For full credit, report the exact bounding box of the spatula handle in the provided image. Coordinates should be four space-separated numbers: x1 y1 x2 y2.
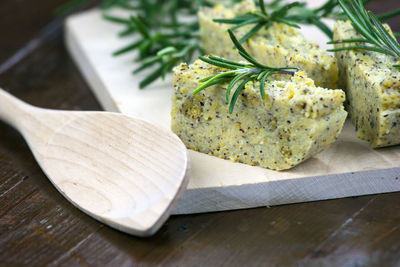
0 88 33 129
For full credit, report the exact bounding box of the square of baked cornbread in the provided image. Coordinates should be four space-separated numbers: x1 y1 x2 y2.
171 60 347 170
199 0 339 89
333 20 400 148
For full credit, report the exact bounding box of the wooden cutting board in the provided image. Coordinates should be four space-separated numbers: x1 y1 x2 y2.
64 6 400 215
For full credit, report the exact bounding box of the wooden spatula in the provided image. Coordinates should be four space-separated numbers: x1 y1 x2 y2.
0 88 189 236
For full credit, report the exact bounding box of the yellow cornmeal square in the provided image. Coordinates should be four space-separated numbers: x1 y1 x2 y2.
171 60 347 170
199 0 339 89
334 20 400 148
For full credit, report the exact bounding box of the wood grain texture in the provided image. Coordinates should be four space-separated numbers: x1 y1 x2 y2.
65 5 400 215
0 0 399 266
0 89 189 236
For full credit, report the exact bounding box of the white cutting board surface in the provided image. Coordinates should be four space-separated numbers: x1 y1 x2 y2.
65 5 400 214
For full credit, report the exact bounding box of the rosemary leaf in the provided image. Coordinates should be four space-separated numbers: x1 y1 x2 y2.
193 70 237 94
259 70 273 100
113 40 143 56
328 45 396 56
237 22 265 44
194 30 297 113
208 56 248 67
103 14 130 24
327 38 372 44
198 56 240 70
227 72 249 103
139 64 164 89
229 76 252 113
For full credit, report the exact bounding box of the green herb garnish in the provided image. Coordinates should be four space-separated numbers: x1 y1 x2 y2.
110 14 202 88
100 1 208 89
328 0 400 68
193 30 297 113
213 0 340 41
58 0 400 87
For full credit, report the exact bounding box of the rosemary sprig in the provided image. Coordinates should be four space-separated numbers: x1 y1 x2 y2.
213 0 340 42
109 14 202 88
328 0 400 68
213 0 400 43
98 1 208 88
193 30 297 114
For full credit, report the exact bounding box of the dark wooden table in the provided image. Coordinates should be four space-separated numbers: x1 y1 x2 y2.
1 0 399 266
